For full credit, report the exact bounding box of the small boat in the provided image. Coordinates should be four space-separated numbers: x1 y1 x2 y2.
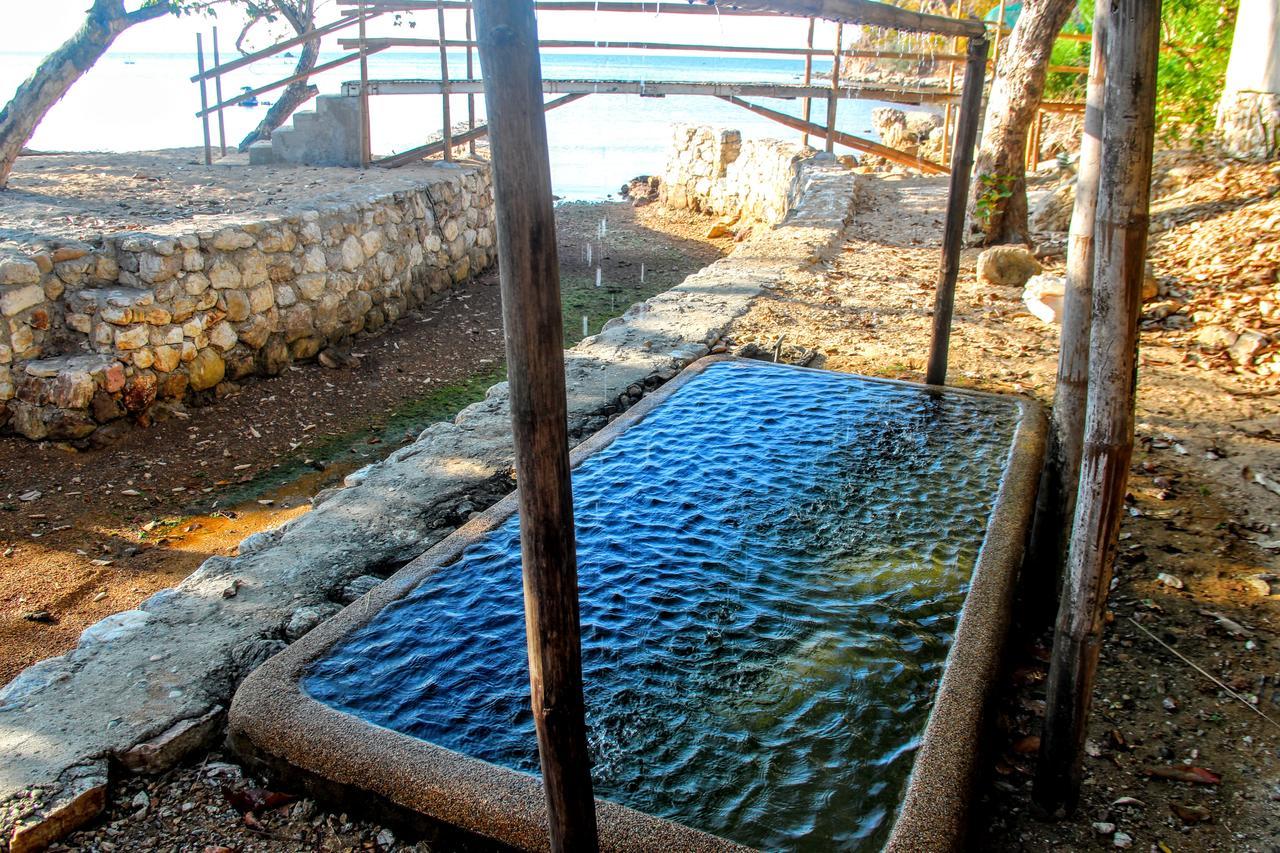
239 86 259 107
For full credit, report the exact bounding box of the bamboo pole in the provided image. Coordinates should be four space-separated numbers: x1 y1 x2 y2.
826 22 843 153
941 34 957 166
1025 4 1108 627
1035 0 1162 816
198 47 386 116
190 12 376 81
196 33 213 166
992 0 1006 69
473 1 599 850
436 0 453 161
802 17 815 147
924 34 988 386
465 0 476 155
358 1 372 167
212 26 227 157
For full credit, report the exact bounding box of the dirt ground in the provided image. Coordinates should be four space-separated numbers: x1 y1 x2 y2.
12 153 1280 853
0 199 728 686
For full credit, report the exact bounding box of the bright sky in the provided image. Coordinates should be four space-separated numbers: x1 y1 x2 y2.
0 1 831 57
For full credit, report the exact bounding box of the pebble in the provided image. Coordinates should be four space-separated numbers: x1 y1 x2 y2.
1093 821 1116 834
1113 831 1133 848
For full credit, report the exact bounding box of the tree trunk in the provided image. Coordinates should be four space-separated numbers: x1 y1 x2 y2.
968 0 1077 245
238 0 320 151
1216 0 1280 159
0 1 170 189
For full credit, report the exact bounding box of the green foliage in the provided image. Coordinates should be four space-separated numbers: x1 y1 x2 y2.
1155 0 1238 146
973 173 1017 231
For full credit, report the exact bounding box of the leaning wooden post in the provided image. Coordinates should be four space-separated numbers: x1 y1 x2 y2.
1025 3 1109 624
357 1 372 168
1035 0 1161 816
212 26 227 157
924 34 989 386
465 0 477 156
196 33 213 166
826 22 843 153
473 2 599 850
436 0 454 162
941 35 957 166
801 17 815 148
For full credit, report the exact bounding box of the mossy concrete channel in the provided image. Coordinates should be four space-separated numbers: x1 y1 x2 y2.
1 134 859 852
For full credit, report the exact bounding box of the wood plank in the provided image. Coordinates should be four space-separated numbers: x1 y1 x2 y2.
1035 0 1162 817
374 93 586 167
346 77 960 106
925 35 989 385
472 1 600 849
435 0 453 161
827 23 843 153
718 95 949 174
197 46 388 116
190 12 376 82
341 0 987 36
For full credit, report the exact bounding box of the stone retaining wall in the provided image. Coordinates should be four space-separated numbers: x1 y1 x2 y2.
0 164 494 442
659 125 812 227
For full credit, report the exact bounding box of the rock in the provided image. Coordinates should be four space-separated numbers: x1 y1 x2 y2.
1228 330 1268 364
284 603 342 641
207 321 238 351
903 110 942 139
1157 572 1184 590
122 373 157 413
257 335 290 376
1142 263 1159 302
1031 182 1075 232
339 575 382 603
224 290 251 322
0 255 41 286
1196 324 1239 349
7 760 108 853
1022 274 1066 325
1113 831 1133 848
1 284 46 317
187 348 225 392
116 706 223 774
977 245 1042 289
340 235 364 272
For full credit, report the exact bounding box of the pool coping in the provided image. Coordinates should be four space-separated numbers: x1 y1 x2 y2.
228 355 1046 853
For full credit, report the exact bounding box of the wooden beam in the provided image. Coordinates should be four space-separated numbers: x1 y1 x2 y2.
802 17 815 148
827 23 843 153
190 12 376 82
348 77 960 107
465 0 476 155
341 0 986 36
925 34 989 385
197 46 388 116
212 26 227 157
1026 0 1109 638
718 95 949 174
358 2 372 168
1035 0 1162 817
374 93 587 168
435 0 453 161
472 2 599 850
196 33 212 166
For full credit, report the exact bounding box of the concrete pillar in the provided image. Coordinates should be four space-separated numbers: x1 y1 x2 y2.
1216 0 1280 159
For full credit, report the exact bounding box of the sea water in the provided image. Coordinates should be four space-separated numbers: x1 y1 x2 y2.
304 360 1020 850
0 49 920 200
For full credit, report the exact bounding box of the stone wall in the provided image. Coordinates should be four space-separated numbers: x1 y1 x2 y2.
659 125 813 227
0 164 494 441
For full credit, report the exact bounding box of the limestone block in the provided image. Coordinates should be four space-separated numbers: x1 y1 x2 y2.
42 277 65 301
360 229 385 257
153 345 181 373
977 246 1042 289
1 284 45 317
249 284 275 313
224 291 251 322
302 247 327 274
295 273 327 301
238 250 269 288
132 348 154 369
187 348 225 391
282 305 315 343
182 272 211 296
171 296 197 324
138 252 181 284
183 250 204 272
208 260 241 290
0 255 41 286
123 372 157 412
340 235 364 271
211 228 255 251
236 315 272 350
208 321 238 351
115 326 149 351
274 284 298 309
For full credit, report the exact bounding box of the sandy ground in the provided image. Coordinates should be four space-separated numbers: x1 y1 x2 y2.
0 198 727 686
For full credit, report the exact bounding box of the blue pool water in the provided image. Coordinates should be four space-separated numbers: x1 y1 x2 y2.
304 360 1021 850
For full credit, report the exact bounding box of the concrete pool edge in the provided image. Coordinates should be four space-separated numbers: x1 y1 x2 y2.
228 356 1047 852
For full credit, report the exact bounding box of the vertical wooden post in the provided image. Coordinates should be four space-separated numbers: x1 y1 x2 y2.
826 22 843 153
473 2 599 850
1035 0 1161 816
196 33 213 167
801 17 815 148
992 0 1007 69
1026 3 1109 625
925 35 989 386
358 0 372 168
436 0 454 162
941 36 957 166
466 0 477 156
212 26 227 157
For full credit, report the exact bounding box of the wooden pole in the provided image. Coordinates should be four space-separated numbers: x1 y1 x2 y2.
1035 0 1161 816
826 22 843 153
992 0 1006 68
212 26 227 157
1025 3 1108 626
358 1 372 167
941 34 957 166
473 2 599 850
924 34 988 386
436 0 454 161
466 0 477 155
802 17 815 148
196 33 213 166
